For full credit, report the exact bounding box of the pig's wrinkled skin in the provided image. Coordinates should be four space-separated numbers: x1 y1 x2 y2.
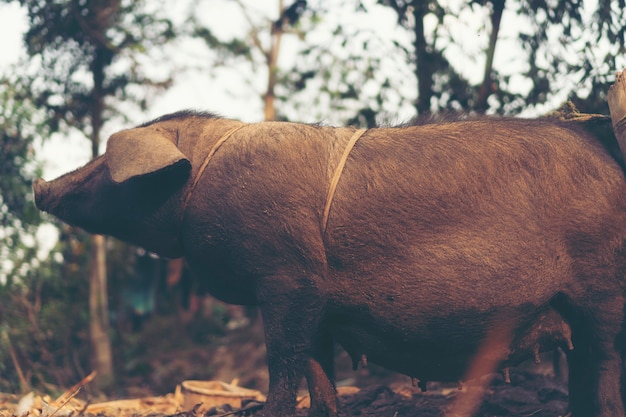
34 102 626 416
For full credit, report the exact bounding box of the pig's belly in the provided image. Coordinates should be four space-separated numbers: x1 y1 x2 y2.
328 316 518 382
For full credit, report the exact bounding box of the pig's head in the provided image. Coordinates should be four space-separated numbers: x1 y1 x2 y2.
33 126 192 258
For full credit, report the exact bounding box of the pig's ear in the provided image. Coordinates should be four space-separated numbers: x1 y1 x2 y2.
105 128 190 183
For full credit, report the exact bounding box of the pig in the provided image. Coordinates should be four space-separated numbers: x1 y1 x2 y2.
34 75 626 417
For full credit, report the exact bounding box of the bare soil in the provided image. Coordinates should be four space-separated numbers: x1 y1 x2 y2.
0 313 570 417
121 315 570 417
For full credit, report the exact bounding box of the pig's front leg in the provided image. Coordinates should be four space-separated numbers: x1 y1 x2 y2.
256 273 334 417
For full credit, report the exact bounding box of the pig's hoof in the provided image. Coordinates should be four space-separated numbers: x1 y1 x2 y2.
608 69 626 126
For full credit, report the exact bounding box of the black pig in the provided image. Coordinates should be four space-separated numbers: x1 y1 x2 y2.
34 78 626 417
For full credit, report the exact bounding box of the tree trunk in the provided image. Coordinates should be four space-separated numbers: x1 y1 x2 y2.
264 0 284 121
88 45 114 389
476 0 505 113
413 1 434 115
89 234 113 386
264 48 279 121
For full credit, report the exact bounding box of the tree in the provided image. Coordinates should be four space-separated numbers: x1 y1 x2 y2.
257 0 307 121
513 0 625 114
6 0 176 389
277 0 416 126
0 74 43 393
0 74 45 281
0 72 93 394
280 0 625 125
190 0 309 121
377 0 626 115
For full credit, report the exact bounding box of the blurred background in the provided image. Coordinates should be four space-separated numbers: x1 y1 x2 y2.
0 0 625 399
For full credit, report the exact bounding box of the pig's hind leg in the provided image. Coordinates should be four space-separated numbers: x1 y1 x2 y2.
305 330 339 417
562 295 626 417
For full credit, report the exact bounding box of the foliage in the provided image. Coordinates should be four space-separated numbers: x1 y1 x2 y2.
0 71 92 389
278 1 416 126
0 0 180 391
512 0 625 114
13 0 176 139
0 77 42 223
0 74 47 287
279 0 626 123
0 225 158 394
0 225 92 394
188 0 312 121
0 76 48 392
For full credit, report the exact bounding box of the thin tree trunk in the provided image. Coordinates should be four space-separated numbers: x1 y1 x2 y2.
264 0 284 121
88 45 114 389
476 0 505 112
5 331 29 393
413 1 433 115
264 45 279 121
89 234 113 385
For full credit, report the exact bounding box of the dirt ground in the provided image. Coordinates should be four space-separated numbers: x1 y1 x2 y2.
191 317 570 417
198 368 569 417
0 315 570 417
325 369 568 417
3 369 565 417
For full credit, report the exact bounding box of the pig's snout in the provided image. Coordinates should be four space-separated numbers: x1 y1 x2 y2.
33 178 51 211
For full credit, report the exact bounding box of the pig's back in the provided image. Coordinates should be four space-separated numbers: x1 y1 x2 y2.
323 118 626 307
